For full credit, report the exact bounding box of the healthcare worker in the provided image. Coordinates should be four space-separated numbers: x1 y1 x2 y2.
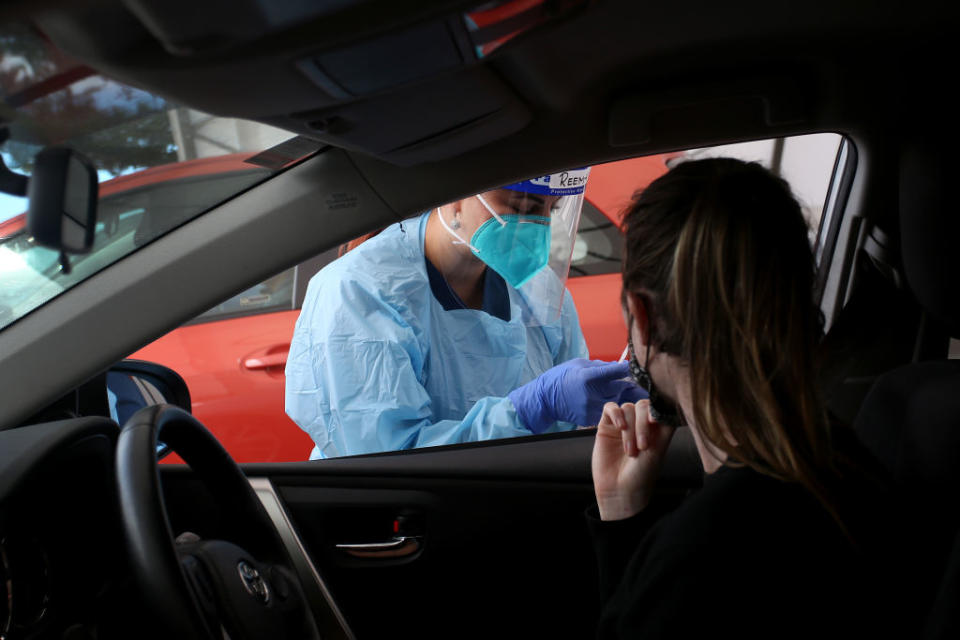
285 169 646 459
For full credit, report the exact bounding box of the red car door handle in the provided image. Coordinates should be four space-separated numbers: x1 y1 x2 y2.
242 351 288 370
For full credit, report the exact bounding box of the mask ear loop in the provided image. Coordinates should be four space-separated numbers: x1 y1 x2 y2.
475 193 507 226
625 313 648 387
436 207 480 252
626 312 678 425
626 337 653 394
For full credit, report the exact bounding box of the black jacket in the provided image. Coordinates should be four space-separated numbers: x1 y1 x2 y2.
587 462 901 638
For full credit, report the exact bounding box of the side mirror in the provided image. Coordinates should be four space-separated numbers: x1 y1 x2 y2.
26 147 99 254
108 359 192 460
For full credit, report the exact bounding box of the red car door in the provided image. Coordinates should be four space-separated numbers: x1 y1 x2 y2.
132 307 313 463
130 251 338 463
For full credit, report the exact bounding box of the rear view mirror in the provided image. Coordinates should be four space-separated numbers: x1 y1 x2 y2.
27 147 98 254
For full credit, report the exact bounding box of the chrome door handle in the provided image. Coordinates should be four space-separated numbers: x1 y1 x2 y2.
335 536 422 559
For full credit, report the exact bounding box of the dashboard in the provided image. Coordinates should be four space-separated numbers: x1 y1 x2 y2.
0 417 148 640
1 530 52 638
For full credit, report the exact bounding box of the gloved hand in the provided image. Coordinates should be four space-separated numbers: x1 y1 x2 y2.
508 359 649 434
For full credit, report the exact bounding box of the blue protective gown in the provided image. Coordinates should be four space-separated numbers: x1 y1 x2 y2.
285 211 589 459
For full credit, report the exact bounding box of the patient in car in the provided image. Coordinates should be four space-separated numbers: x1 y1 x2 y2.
589 158 901 638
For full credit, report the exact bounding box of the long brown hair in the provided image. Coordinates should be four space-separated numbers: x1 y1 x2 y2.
621 158 839 518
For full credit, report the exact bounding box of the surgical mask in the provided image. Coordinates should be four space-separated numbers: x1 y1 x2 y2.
437 194 551 288
625 317 684 427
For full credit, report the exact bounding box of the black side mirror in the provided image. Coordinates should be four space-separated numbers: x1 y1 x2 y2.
108 359 192 460
26 147 98 254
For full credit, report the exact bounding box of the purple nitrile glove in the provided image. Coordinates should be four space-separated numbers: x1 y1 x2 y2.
508 359 649 434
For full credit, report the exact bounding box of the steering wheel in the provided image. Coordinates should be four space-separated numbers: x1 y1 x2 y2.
115 404 321 640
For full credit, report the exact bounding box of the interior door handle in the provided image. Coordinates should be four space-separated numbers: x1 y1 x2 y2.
242 351 288 370
335 536 422 559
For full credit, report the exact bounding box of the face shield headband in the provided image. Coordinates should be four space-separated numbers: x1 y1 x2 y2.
436 168 591 292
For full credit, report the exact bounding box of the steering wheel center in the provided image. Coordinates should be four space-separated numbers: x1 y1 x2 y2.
237 561 271 604
115 404 321 640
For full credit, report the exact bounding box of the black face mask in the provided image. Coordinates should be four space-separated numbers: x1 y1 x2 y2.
626 323 685 427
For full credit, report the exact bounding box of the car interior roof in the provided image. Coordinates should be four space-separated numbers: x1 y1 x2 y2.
0 0 954 428
15 0 951 211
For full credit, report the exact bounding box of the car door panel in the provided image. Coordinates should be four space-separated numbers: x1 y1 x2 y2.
159 429 702 638
282 478 599 638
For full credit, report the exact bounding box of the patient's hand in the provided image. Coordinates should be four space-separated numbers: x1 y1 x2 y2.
592 400 675 521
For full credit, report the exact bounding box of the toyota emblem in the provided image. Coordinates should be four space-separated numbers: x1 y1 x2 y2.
237 560 271 604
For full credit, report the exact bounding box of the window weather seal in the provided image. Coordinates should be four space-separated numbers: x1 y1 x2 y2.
814 136 857 303
248 477 356 640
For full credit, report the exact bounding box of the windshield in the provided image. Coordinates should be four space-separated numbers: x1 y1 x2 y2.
0 24 305 330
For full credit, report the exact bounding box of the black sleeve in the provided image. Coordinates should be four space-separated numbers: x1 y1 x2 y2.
584 505 662 602
585 504 721 639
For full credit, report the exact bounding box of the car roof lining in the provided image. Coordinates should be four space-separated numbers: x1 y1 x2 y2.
22 0 949 172
10 0 947 214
